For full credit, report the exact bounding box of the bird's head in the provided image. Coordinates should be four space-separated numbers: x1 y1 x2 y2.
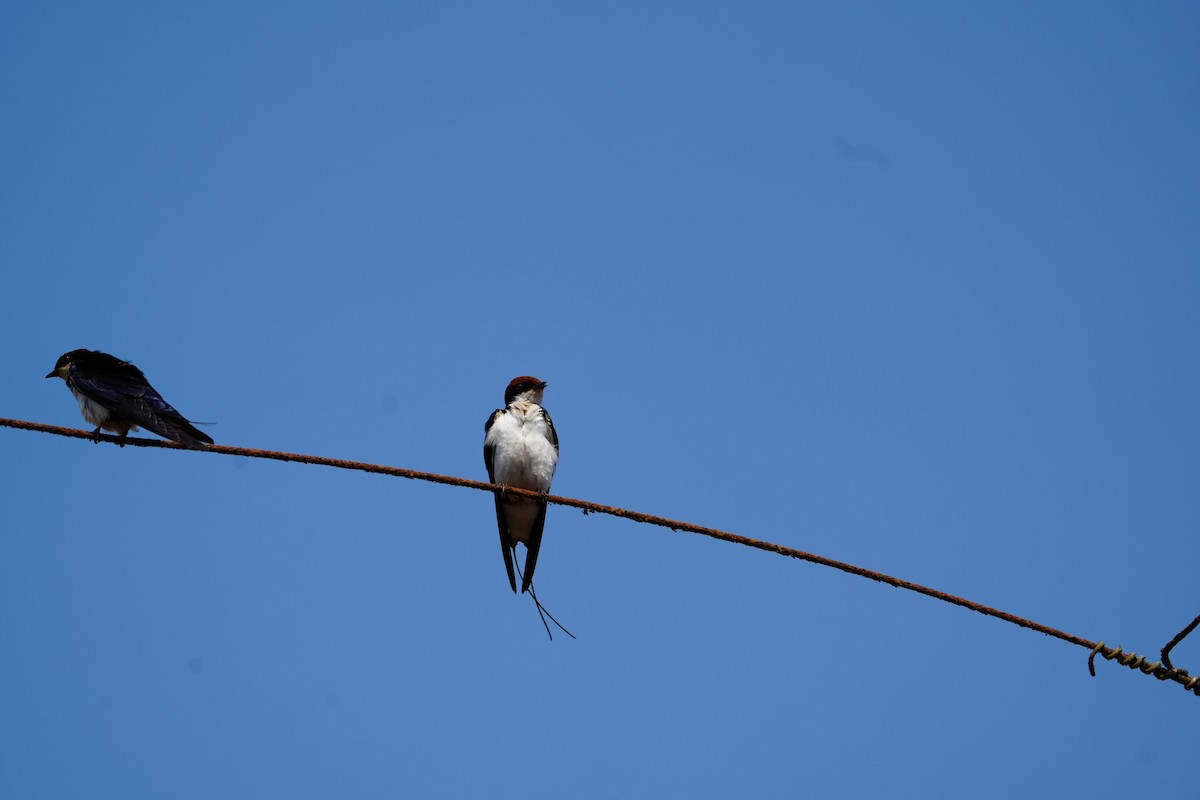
504 375 548 406
46 349 91 380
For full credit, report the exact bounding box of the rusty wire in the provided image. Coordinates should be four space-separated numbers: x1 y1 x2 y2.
1161 613 1200 671
2 415 1197 698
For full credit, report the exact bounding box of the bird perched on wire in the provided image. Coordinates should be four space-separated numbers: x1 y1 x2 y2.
46 349 213 449
483 375 559 594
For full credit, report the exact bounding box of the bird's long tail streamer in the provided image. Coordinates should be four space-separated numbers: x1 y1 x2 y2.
516 560 575 641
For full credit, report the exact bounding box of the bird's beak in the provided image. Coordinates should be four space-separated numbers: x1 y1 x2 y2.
45 370 55 379
538 381 548 389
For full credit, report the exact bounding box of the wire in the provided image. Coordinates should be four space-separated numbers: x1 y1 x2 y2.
1161 613 1200 671
2 415 1196 698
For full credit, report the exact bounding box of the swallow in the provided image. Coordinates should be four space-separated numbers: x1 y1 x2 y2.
483 376 559 594
46 349 213 449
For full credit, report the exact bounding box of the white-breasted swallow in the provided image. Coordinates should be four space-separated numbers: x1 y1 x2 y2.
483 376 558 593
46 348 213 449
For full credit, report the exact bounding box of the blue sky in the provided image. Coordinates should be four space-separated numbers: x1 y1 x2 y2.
2 2 1198 797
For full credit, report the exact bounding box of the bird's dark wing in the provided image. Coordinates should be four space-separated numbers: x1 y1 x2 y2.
484 409 517 593
520 499 548 594
543 408 559 452
519 406 557 593
71 366 212 449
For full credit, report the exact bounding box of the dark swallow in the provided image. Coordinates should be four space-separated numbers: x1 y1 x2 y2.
483 376 558 593
46 349 213 449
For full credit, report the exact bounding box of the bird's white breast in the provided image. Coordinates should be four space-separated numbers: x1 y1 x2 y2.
70 386 110 427
485 404 558 492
